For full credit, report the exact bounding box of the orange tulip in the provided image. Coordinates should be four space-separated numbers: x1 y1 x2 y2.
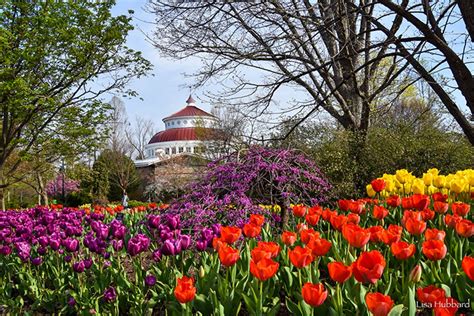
281 231 297 246
301 283 327 307
218 244 240 267
352 250 386 284
365 292 394 316
337 199 351 211
292 205 307 217
212 237 226 251
411 194 430 211
250 258 279 281
243 223 261 238
300 228 320 244
433 201 449 214
390 241 416 260
330 214 348 232
342 224 371 248
174 276 196 304
424 228 446 241
422 240 447 261
451 202 470 217
348 201 365 214
373 205 389 220
256 241 280 258
416 285 446 303
368 226 384 243
327 262 352 283
461 256 474 281
455 219 474 237
404 218 427 236
386 195 401 208
289 246 314 268
220 226 241 244
321 208 337 221
380 225 403 245
305 213 320 226
306 237 332 257
347 213 360 225
371 179 386 192
249 214 265 226
434 297 459 316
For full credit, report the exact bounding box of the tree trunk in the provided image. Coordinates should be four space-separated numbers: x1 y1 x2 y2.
280 196 291 230
347 129 369 196
458 0 474 42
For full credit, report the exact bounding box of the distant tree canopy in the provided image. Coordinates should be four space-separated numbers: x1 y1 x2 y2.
0 0 151 194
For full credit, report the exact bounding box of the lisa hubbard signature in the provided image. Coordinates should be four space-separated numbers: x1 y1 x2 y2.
417 299 471 309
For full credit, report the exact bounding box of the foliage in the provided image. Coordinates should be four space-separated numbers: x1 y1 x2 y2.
45 175 80 198
0 0 151 190
167 146 332 228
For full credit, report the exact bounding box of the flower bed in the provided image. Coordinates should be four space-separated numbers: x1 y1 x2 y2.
0 169 472 315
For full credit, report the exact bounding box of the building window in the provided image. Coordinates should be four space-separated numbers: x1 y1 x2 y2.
177 120 181 125
172 121 175 125
186 147 191 152
165 148 170 155
179 147 184 153
172 147 176 154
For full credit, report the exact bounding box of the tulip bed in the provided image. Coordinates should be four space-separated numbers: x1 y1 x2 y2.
0 172 473 315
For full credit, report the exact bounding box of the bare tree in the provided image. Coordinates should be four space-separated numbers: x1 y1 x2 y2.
126 116 156 160
108 96 133 156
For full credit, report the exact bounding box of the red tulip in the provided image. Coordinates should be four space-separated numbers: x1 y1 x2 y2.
250 258 279 281
289 246 314 268
348 201 365 214
433 297 459 316
322 208 337 221
380 225 403 245
368 226 384 243
292 205 307 217
327 262 352 283
421 209 435 221
352 250 386 284
218 244 240 267
347 213 360 225
342 224 371 248
462 256 474 281
308 205 323 215
301 283 327 307
416 285 446 303
451 202 470 217
251 247 273 262
256 241 280 258
455 219 474 237
422 240 447 261
212 237 225 251
220 226 241 244
411 194 430 211
281 231 297 246
424 228 446 241
243 223 261 238
404 218 427 236
330 214 348 232
338 199 351 211
432 192 448 202
390 241 416 260
365 292 394 316
249 214 265 226
300 228 320 244
401 197 414 209
371 179 386 192
174 276 196 304
305 213 320 226
433 201 449 214
373 205 389 220
444 214 461 228
306 237 332 257
386 195 401 208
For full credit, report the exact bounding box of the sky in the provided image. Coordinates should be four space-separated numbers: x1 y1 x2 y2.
111 1 204 132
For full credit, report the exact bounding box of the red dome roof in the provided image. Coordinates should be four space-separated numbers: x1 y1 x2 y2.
163 105 215 120
148 127 216 144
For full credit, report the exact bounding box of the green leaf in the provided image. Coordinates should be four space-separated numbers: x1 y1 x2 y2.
387 304 405 316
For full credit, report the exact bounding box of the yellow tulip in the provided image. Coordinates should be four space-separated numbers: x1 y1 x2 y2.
366 184 376 197
422 173 433 186
427 168 439 176
433 175 446 188
427 185 438 195
385 179 395 192
396 169 411 184
450 178 466 194
412 179 425 194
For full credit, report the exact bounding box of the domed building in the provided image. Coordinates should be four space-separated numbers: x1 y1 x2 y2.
134 96 221 199
142 95 219 160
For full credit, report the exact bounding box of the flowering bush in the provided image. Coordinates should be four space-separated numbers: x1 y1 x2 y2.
167 146 332 228
46 175 80 198
0 168 472 315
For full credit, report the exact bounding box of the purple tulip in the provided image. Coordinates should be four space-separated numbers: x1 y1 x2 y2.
152 249 162 262
179 235 191 250
64 238 79 252
110 220 127 239
15 242 31 262
84 258 93 269
0 245 11 256
49 238 61 250
67 297 76 307
104 260 111 269
165 215 180 230
103 287 117 303
73 261 85 273
127 234 150 256
38 246 47 255
148 215 161 229
103 252 111 259
38 236 49 247
161 239 181 256
64 255 72 263
196 240 207 252
145 274 156 287
112 239 124 252
31 257 43 266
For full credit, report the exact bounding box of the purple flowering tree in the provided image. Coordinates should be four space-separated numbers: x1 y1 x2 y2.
168 146 332 229
45 175 80 199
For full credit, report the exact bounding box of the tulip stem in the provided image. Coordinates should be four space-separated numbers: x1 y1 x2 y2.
259 280 263 316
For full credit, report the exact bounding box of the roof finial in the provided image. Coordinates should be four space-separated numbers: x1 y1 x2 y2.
186 94 196 105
